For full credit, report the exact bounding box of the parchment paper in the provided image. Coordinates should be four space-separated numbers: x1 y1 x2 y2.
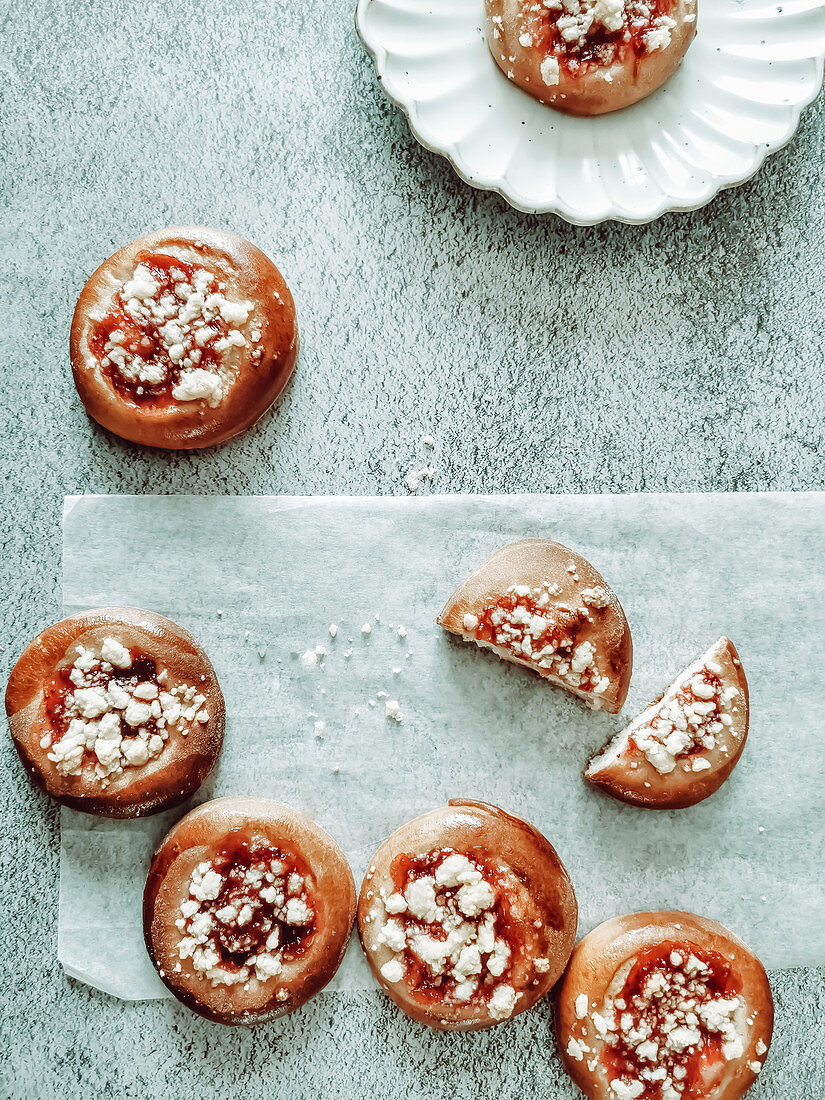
59 494 825 1000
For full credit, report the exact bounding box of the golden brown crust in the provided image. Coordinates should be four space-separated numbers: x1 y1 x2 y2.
70 226 298 449
143 797 356 1024
437 539 632 713
5 607 224 817
585 638 749 809
485 0 697 116
556 911 773 1100
358 799 578 1030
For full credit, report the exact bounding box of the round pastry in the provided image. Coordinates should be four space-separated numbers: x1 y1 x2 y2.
358 799 578 1030
586 637 748 809
485 0 697 116
143 797 356 1024
70 226 298 449
438 539 632 714
5 607 224 817
556 911 773 1100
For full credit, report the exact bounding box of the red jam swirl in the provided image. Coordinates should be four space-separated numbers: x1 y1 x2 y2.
43 648 158 747
388 847 525 1004
475 595 596 691
601 942 742 1098
207 830 315 969
524 0 677 75
626 666 723 759
88 251 229 407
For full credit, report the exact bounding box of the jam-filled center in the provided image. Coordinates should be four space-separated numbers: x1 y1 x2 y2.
463 581 610 696
522 0 679 75
600 942 745 1099
176 830 316 988
628 662 740 776
88 250 256 409
41 636 208 785
377 847 544 1021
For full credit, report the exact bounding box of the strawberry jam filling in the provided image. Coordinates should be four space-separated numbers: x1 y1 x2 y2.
88 250 253 409
466 584 608 695
40 637 209 783
376 847 543 1019
627 664 736 776
176 830 316 987
599 943 744 1099
45 649 157 745
476 598 587 664
522 0 679 76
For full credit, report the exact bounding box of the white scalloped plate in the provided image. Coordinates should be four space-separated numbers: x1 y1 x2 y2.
356 0 825 222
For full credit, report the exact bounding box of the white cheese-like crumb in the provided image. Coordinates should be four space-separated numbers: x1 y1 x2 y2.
380 958 405 983
405 467 435 494
610 1082 644 1100
100 637 131 668
540 56 560 86
488 984 517 1020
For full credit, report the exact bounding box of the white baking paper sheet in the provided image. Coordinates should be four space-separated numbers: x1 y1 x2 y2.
59 493 825 999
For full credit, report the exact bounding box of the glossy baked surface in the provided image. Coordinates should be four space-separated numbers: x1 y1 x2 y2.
144 797 356 1023
485 0 697 116
71 227 298 449
556 911 774 1100
6 607 225 817
438 539 632 714
358 800 577 1030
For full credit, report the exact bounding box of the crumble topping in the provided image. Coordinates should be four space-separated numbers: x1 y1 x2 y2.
628 657 739 775
462 582 611 698
375 849 541 1019
520 0 678 83
568 945 748 1099
175 835 315 988
581 585 611 608
540 55 561 83
405 466 435 494
385 699 403 723
89 251 261 408
41 637 208 784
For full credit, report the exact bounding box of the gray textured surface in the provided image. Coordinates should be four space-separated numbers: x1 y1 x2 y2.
1 0 824 1093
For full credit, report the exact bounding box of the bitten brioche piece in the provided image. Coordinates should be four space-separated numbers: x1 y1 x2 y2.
6 607 224 817
70 226 298 449
485 0 697 116
556 911 773 1100
585 637 748 809
358 799 578 1031
438 539 632 713
144 797 356 1024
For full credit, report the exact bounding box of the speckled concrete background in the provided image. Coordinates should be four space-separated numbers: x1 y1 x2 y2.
1 0 824 1093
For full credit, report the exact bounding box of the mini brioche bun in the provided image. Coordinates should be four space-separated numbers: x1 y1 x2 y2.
143 797 356 1024
6 607 224 818
438 539 632 713
556 910 773 1100
358 799 578 1030
485 0 697 116
70 226 298 449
